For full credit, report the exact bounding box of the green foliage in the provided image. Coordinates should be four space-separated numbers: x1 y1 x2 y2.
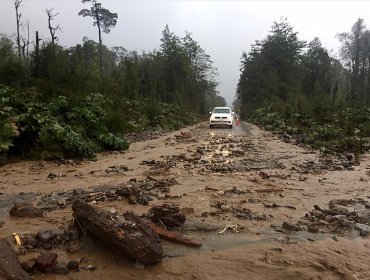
250 106 370 154
98 133 128 150
0 86 130 161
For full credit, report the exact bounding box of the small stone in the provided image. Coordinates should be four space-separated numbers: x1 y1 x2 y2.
36 252 58 271
332 235 338 242
339 220 355 229
52 262 69 275
331 205 348 214
324 215 336 223
23 237 38 248
355 223 370 236
85 264 96 271
57 199 67 208
220 205 231 212
328 199 348 209
37 230 54 243
67 260 79 271
310 210 325 220
66 243 80 253
282 221 301 231
307 226 319 233
21 260 36 272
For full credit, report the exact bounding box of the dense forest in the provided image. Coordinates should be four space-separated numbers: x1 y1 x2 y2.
0 0 225 163
234 18 370 157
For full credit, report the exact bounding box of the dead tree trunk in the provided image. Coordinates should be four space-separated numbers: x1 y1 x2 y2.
0 240 30 280
72 200 162 265
35 31 41 78
14 0 22 60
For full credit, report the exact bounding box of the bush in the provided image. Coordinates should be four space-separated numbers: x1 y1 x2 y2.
247 105 370 155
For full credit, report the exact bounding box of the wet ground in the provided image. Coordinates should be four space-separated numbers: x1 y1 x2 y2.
1 121 370 279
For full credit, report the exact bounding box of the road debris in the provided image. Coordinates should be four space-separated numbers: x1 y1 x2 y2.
72 200 163 265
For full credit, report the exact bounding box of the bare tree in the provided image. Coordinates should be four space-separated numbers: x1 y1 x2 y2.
20 20 30 64
14 0 22 59
46 8 61 44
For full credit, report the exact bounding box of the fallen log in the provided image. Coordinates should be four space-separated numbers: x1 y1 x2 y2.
72 200 162 265
146 221 202 248
0 240 30 280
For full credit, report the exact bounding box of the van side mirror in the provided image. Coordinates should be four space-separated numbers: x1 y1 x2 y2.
209 111 212 115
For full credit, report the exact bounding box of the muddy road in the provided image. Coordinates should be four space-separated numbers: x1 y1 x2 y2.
1 122 370 279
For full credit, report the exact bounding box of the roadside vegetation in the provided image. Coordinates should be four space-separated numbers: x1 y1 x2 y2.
0 0 226 164
234 18 370 157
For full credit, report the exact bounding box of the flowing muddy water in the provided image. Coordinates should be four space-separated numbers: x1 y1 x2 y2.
1 122 370 279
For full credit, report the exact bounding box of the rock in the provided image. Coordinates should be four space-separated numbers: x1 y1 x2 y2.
356 210 370 225
36 253 58 271
331 205 348 214
355 223 370 236
67 260 79 271
339 220 355 229
0 240 31 280
85 264 96 271
21 260 36 272
307 225 319 233
220 205 231 212
9 203 44 218
282 221 301 231
324 215 336 223
52 262 69 275
310 210 325 220
23 237 38 248
57 199 67 208
147 204 186 229
328 199 348 209
36 229 54 243
66 243 80 253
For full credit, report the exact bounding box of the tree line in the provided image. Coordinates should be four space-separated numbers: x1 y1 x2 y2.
1 0 225 114
0 0 226 163
234 18 370 155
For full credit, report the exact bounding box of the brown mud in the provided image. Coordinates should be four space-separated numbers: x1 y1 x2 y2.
1 122 370 279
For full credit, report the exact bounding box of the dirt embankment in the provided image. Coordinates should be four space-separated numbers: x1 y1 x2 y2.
1 122 370 280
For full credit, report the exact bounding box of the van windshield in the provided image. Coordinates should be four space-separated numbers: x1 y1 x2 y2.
213 108 230 114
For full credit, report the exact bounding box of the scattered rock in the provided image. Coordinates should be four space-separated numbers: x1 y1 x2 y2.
105 165 130 173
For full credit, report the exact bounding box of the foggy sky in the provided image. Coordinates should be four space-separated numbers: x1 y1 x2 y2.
1 0 370 106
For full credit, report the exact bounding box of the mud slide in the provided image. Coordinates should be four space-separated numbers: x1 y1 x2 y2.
0 122 370 279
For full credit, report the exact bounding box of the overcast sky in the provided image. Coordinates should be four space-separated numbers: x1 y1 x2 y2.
1 0 370 105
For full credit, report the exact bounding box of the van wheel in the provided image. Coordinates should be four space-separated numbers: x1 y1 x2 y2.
229 125 233 129
210 124 214 129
